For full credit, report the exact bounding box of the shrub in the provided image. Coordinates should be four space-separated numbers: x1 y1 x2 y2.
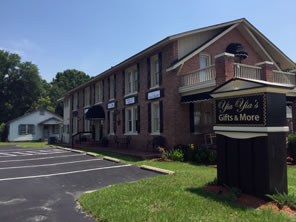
208 151 217 165
169 149 184 161
194 148 217 165
288 134 296 164
157 147 169 160
174 144 198 162
266 192 296 209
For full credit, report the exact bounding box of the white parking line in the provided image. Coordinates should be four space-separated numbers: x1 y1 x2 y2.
0 151 66 158
0 158 103 170
0 148 53 152
0 154 84 163
0 153 17 157
0 164 132 182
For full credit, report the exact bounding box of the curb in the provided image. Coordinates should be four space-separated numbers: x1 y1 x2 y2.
103 156 120 163
86 152 98 157
140 165 174 175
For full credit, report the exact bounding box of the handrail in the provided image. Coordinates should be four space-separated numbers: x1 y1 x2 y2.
180 65 216 87
272 70 295 85
234 63 262 80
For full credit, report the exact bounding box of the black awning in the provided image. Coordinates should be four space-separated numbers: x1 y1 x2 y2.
180 92 212 104
85 105 105 120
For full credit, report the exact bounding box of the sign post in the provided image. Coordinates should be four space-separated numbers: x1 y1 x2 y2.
211 78 292 197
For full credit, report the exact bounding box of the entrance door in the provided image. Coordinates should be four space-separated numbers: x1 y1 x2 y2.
43 125 49 138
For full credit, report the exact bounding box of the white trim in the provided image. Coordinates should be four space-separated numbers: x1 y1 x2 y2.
213 126 289 133
0 164 132 182
255 61 274 66
124 133 139 136
149 85 160 91
214 52 235 59
166 23 239 72
216 131 267 139
124 91 138 98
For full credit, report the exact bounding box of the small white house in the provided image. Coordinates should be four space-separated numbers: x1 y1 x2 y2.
8 108 63 142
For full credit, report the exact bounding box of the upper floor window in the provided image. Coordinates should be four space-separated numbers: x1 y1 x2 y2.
199 54 211 82
73 92 78 110
95 81 103 104
84 87 90 107
150 55 160 88
125 66 138 95
109 75 115 100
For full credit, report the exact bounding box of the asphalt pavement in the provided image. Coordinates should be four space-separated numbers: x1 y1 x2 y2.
0 145 160 222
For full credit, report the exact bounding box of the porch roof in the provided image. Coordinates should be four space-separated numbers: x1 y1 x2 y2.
180 92 212 104
38 117 62 125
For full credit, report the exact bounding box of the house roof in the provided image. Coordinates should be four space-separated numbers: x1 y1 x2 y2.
62 18 296 97
7 108 62 125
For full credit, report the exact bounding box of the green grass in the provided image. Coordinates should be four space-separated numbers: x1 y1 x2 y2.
79 159 296 222
0 142 49 147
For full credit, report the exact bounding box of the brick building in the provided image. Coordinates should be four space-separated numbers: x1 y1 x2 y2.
61 18 296 151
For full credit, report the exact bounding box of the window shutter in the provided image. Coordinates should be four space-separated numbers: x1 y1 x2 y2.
137 105 140 133
147 58 151 89
108 78 110 100
107 111 110 134
189 103 194 132
158 52 162 86
137 63 140 92
160 101 163 133
148 103 151 133
102 80 104 102
114 75 117 99
122 71 125 96
122 109 125 134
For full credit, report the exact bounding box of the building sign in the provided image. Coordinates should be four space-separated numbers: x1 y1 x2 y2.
107 102 115 109
215 94 266 126
147 90 161 100
125 97 135 105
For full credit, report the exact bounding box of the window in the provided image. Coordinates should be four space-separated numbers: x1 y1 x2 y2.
84 119 91 132
18 124 26 135
109 75 115 100
95 81 103 104
200 54 211 82
84 87 90 107
151 102 160 133
109 110 115 134
125 106 138 134
73 117 78 134
73 92 78 110
125 66 138 95
27 124 35 135
150 55 160 88
194 103 201 133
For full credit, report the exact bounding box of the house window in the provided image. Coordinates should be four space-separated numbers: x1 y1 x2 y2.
84 87 90 107
73 92 78 110
200 54 211 82
109 75 115 100
150 55 160 88
125 66 137 95
151 102 160 133
95 81 103 104
84 119 91 132
125 106 138 134
194 103 201 133
53 125 60 134
73 117 78 134
109 110 115 134
27 124 35 135
18 124 26 135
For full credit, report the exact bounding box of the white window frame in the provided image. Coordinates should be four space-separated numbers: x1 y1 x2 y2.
125 106 138 135
151 102 160 134
125 66 138 96
150 55 160 88
199 54 211 82
95 81 103 104
84 87 90 107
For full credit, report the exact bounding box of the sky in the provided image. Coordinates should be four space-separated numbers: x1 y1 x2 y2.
0 0 295 82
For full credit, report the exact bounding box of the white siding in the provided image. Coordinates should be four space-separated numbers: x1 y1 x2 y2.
8 110 62 142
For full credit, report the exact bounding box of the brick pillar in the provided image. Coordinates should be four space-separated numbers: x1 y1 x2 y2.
215 53 235 86
255 61 274 81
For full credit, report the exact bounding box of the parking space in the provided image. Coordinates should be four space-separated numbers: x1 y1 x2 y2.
0 145 161 222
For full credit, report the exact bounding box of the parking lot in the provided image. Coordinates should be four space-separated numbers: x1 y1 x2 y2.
0 145 160 222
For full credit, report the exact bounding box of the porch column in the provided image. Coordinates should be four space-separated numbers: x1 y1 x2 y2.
255 61 274 82
214 53 235 86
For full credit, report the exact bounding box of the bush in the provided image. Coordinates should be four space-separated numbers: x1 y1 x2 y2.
194 148 217 165
169 149 184 161
157 147 169 160
266 192 296 209
174 144 197 162
288 134 296 164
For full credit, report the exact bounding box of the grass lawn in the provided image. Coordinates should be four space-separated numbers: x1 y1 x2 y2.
0 142 49 147
79 156 296 222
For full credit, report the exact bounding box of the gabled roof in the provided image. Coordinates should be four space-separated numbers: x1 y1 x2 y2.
7 108 62 125
38 117 62 125
64 18 296 96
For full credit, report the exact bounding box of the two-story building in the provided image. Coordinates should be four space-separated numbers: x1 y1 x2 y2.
61 18 296 151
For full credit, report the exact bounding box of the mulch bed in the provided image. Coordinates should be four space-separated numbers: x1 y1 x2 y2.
204 185 295 215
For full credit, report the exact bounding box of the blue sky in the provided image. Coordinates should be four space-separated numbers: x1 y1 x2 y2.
0 0 295 82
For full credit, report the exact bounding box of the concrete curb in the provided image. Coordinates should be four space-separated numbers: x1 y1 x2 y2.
86 152 98 157
103 156 120 163
140 165 174 175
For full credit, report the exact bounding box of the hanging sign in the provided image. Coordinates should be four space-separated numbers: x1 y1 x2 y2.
125 97 136 105
107 102 115 109
215 94 266 126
